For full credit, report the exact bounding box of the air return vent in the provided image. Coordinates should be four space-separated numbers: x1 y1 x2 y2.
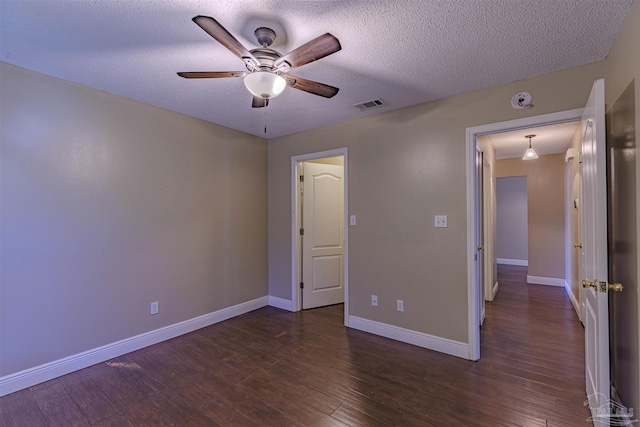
353 98 387 111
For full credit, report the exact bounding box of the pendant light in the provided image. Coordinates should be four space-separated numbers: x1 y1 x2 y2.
522 134 539 160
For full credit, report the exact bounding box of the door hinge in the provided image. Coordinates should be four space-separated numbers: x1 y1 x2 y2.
300 282 304 289
300 228 304 235
299 175 304 182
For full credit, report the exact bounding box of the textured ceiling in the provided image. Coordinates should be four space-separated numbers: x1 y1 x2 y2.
0 1 632 139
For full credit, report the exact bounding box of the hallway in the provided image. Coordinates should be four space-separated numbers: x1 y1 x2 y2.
478 264 591 425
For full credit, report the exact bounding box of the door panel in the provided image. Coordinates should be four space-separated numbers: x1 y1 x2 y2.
582 79 610 424
302 162 344 309
607 80 638 417
312 255 342 290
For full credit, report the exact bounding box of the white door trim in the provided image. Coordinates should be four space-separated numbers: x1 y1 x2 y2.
291 148 349 325
465 108 583 360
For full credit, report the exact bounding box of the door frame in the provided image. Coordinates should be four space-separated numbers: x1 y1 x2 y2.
291 148 349 324
465 108 583 360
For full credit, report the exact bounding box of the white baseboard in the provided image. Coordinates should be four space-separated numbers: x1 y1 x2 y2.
527 275 566 287
491 281 499 300
497 258 528 266
565 281 581 316
268 296 293 312
348 315 469 360
0 296 269 397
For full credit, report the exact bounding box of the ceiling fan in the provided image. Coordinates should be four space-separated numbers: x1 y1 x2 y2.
178 16 342 109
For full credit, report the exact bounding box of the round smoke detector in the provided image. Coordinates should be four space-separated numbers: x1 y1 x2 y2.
511 91 533 109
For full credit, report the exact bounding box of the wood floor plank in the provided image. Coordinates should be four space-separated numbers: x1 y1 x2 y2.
91 412 134 427
236 375 348 427
330 403 392 427
256 368 342 415
146 387 219 426
0 264 592 425
31 382 89 427
198 394 258 427
58 369 120 425
0 388 47 427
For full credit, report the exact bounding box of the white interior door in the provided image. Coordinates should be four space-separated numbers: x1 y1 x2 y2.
476 148 485 325
581 79 610 423
302 162 344 309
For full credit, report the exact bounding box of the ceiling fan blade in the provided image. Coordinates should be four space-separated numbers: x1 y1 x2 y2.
192 16 259 68
252 97 269 108
177 71 247 79
276 33 341 71
286 75 339 98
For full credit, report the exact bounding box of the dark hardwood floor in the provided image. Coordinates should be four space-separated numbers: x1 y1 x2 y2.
1 265 591 426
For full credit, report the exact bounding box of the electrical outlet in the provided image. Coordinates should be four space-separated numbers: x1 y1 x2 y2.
396 299 404 312
371 295 378 307
150 301 159 315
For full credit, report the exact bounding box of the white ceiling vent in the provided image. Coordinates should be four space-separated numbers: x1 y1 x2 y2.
353 98 387 111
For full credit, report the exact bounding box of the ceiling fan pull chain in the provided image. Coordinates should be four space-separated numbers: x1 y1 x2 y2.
264 97 268 134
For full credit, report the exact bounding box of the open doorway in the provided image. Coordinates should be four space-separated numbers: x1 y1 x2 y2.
465 108 584 360
291 148 349 321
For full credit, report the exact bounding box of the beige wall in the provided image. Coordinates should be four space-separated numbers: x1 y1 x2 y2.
495 154 566 280
0 63 268 376
268 62 604 343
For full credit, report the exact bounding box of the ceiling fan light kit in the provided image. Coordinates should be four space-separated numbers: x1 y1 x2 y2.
244 72 286 99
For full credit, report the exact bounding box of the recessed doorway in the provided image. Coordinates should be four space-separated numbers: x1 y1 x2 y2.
291 148 349 323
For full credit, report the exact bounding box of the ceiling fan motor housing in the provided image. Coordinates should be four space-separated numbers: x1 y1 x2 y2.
248 47 282 72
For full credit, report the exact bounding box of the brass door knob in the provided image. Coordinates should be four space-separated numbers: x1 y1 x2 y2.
574 243 583 248
609 283 624 292
477 245 484 251
582 279 596 288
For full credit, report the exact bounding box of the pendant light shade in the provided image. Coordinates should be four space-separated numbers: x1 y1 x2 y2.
522 134 539 160
244 72 286 99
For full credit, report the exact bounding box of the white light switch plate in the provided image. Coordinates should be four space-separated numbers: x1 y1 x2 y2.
434 215 448 228
350 215 357 226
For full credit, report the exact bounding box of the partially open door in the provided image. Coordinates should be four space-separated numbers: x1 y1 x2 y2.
581 79 610 425
301 162 345 309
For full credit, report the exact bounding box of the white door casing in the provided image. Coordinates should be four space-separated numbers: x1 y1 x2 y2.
581 79 610 422
301 162 345 309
